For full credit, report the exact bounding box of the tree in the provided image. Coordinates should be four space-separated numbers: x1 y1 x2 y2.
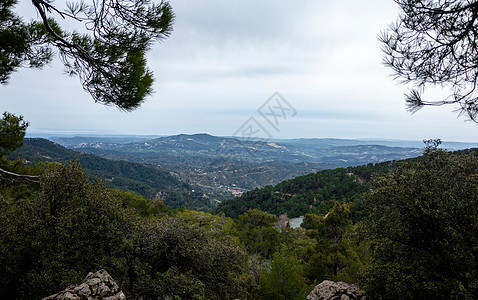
0 112 28 154
259 250 309 300
0 161 132 298
1 0 174 110
303 203 365 284
236 209 280 258
381 0 478 122
0 112 40 183
0 161 251 299
362 145 478 298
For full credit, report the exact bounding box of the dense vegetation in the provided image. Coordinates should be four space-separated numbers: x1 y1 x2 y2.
1 113 477 299
0 160 250 299
10 138 215 211
362 145 478 298
215 160 401 220
214 145 478 298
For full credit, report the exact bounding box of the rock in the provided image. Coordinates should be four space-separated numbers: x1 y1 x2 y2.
307 280 365 300
43 269 126 300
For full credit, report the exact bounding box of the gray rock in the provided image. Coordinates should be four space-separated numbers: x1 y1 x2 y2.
307 280 365 300
42 269 126 300
62 292 80 300
73 283 91 296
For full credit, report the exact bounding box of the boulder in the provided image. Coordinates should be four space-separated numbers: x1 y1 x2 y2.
43 269 125 300
307 280 365 300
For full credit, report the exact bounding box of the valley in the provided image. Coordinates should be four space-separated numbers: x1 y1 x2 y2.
45 133 451 201
18 133 478 212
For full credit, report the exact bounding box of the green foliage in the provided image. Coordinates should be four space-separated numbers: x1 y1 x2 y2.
0 161 250 299
259 250 309 300
177 210 237 237
381 0 478 121
113 189 165 217
303 203 366 284
2 0 174 109
234 211 314 298
238 208 278 228
0 0 52 84
236 209 280 258
0 112 28 154
306 202 352 242
0 161 131 298
301 213 322 230
362 146 478 298
279 226 315 261
216 167 369 219
122 214 248 300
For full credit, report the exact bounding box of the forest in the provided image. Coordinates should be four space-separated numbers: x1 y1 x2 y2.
214 161 399 220
9 138 216 210
1 113 477 299
2 0 478 299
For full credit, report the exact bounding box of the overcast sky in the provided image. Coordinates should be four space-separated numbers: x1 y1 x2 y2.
2 0 478 142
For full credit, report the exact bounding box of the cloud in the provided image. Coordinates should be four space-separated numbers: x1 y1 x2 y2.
2 0 477 142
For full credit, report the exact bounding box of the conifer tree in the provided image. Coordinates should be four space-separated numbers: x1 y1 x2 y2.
1 0 174 110
382 0 478 122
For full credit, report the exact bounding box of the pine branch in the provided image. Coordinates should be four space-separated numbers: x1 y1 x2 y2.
0 167 40 184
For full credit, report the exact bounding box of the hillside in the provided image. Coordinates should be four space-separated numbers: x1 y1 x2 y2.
49 133 426 197
215 146 478 220
10 138 222 210
214 159 404 220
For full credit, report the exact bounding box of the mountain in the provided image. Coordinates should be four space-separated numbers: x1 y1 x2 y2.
55 133 311 163
51 133 426 164
47 135 164 148
10 138 221 210
48 134 428 196
276 137 478 150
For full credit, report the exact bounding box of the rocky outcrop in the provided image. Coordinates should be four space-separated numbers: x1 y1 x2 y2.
43 269 125 300
307 280 365 300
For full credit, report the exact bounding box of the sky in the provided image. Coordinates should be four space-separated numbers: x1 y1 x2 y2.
2 0 478 142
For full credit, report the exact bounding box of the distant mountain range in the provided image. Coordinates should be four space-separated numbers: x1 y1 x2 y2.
12 134 478 211
50 133 430 164
273 137 478 150
46 133 459 198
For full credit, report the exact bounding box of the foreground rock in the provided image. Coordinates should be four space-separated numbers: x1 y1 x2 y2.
43 269 126 300
307 280 365 300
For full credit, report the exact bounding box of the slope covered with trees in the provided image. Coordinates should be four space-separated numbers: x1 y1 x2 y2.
0 161 251 299
1 113 477 299
10 138 216 210
215 159 401 220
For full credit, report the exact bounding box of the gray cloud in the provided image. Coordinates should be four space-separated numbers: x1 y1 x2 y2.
2 0 477 142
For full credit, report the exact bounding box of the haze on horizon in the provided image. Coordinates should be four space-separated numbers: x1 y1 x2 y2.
2 0 478 142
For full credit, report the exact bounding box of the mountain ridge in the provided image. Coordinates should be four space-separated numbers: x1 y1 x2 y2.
45 134 435 198
10 138 219 210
